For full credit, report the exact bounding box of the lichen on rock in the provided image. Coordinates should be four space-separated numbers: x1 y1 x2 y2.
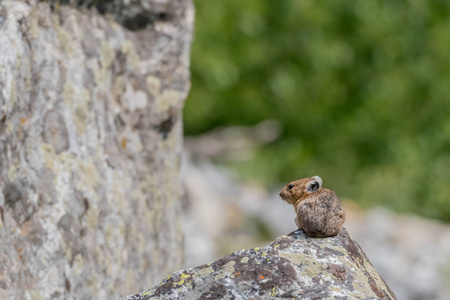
123 228 396 300
0 0 193 299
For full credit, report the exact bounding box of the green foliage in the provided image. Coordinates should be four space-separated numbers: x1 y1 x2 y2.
185 0 450 221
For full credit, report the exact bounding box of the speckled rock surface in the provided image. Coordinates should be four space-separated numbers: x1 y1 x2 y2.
0 0 193 299
124 228 396 300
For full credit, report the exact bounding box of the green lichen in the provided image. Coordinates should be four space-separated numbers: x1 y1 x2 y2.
30 290 45 300
75 157 99 195
121 40 140 68
41 143 58 173
100 42 114 68
193 266 214 280
52 15 73 55
278 252 304 265
0 289 9 300
62 84 91 135
279 251 324 279
8 164 17 182
214 261 236 281
146 76 161 96
155 89 183 112
9 78 16 107
73 254 84 275
114 76 126 95
30 11 39 39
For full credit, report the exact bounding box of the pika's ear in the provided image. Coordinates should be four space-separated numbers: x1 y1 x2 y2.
311 176 322 187
306 176 322 193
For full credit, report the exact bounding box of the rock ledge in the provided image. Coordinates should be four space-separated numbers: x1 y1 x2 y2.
123 228 396 299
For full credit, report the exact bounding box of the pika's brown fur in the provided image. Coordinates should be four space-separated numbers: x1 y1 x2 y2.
279 176 346 238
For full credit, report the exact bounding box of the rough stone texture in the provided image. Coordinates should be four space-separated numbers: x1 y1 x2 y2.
124 228 396 300
0 0 193 299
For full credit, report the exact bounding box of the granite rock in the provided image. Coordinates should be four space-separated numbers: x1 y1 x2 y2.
0 0 193 299
124 228 396 300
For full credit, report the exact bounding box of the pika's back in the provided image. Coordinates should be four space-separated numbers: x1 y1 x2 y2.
279 175 346 237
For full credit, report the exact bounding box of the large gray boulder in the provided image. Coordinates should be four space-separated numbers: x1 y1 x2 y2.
124 228 396 299
0 0 193 299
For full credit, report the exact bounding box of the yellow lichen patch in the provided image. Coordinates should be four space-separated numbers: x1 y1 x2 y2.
30 11 39 39
4 122 13 135
8 165 16 182
214 261 236 281
9 78 16 107
271 287 277 297
85 204 99 229
0 289 9 300
254 247 260 251
279 252 304 265
328 286 343 293
30 290 45 300
109 170 131 213
155 89 184 111
176 280 184 286
94 67 108 84
57 152 76 181
240 257 249 263
180 273 191 280
113 76 126 95
279 251 325 279
52 15 73 55
24 61 32 92
41 143 58 173
60 238 71 261
75 89 90 135
75 157 99 197
100 42 114 69
62 85 91 135
63 83 76 107
146 76 161 96
193 266 214 280
121 40 140 68
73 253 84 275
274 244 280 248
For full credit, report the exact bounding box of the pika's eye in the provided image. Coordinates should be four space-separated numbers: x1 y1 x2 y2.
288 184 294 189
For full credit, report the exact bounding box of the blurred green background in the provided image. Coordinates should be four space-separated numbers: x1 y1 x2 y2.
184 0 450 221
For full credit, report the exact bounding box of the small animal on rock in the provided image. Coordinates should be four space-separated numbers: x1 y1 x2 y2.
279 176 346 238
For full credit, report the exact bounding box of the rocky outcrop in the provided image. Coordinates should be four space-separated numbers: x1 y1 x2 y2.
124 228 396 300
0 0 193 299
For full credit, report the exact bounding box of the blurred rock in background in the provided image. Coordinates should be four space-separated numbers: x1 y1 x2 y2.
182 133 450 300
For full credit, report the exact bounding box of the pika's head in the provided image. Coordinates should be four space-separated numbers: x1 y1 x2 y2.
279 176 322 206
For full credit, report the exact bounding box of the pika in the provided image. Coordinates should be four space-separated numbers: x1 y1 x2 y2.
279 176 346 238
